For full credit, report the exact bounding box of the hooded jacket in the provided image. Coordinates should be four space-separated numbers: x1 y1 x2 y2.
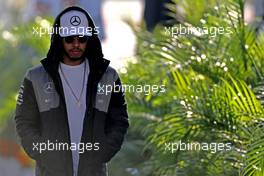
14 6 129 176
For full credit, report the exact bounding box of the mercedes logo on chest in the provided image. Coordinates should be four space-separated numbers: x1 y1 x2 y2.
70 16 81 26
44 82 55 93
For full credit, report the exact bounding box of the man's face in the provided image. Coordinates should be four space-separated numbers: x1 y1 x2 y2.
62 36 88 61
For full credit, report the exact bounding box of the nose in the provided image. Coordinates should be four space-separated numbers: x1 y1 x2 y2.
72 38 81 47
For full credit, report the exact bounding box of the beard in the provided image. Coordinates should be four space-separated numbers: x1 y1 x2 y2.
63 47 86 61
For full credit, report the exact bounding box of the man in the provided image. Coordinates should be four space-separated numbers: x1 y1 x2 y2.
15 6 129 176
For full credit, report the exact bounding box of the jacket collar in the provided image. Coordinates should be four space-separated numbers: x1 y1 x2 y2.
41 55 110 78
40 56 110 97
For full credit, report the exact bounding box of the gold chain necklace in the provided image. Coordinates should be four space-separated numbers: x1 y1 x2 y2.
59 60 86 107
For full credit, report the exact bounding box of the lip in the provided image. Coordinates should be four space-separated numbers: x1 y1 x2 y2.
70 50 81 55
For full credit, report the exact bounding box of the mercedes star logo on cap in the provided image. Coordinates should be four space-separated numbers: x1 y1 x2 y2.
70 16 81 26
59 10 92 37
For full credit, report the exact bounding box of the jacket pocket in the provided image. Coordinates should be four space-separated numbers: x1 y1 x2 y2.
99 133 120 163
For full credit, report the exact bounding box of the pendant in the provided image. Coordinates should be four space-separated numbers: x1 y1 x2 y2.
77 101 81 107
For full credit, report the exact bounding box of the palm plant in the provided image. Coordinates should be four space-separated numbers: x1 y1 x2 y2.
122 0 264 175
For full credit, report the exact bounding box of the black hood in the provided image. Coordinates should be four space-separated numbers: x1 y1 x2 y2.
41 6 110 77
40 6 110 98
